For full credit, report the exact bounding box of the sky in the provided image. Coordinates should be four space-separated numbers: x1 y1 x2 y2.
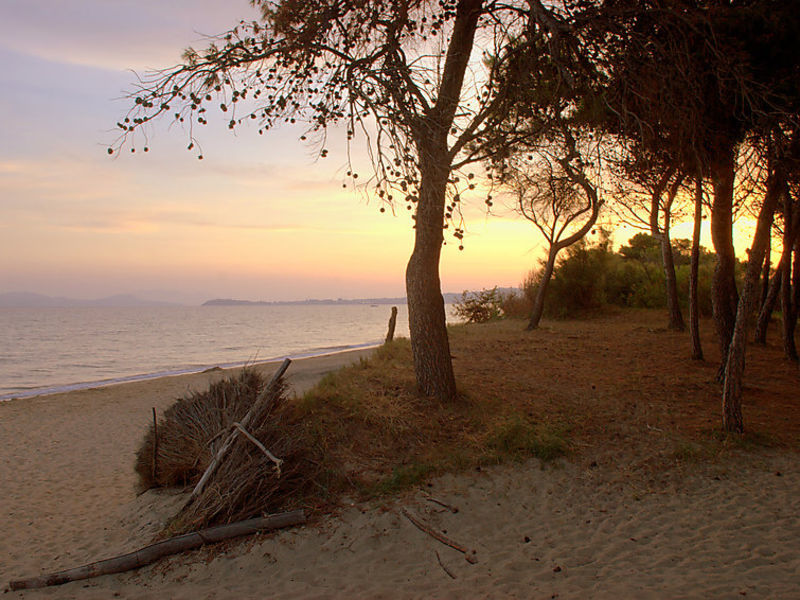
0 1 741 305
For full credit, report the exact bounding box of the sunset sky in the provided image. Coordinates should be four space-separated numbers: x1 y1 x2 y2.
0 1 735 305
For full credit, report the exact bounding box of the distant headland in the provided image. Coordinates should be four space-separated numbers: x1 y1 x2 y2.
202 294 465 307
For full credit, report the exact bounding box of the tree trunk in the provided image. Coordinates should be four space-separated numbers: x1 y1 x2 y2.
405 0 482 402
754 269 782 344
652 175 685 331
689 177 704 360
710 147 739 378
782 233 798 361
407 156 457 400
660 226 685 331
721 167 782 433
527 249 557 330
760 238 771 310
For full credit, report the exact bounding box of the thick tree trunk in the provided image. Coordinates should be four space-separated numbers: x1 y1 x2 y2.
404 0 482 402
407 156 457 400
690 177 704 360
527 249 557 330
710 147 739 378
754 269 782 344
721 168 781 433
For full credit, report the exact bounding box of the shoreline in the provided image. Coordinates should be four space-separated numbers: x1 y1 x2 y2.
0 340 382 403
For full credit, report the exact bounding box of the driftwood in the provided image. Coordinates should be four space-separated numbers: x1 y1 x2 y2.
401 507 477 564
435 550 457 579
385 306 398 343
232 421 284 475
190 358 291 501
8 510 306 591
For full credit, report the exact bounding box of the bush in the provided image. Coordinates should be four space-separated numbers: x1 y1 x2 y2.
453 287 505 323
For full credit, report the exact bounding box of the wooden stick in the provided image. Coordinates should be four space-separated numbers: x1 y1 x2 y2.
424 495 459 513
151 407 159 481
435 550 457 579
8 510 306 591
401 508 477 564
190 358 291 500
232 422 283 476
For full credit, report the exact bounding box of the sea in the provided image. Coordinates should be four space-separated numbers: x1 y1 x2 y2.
0 303 446 401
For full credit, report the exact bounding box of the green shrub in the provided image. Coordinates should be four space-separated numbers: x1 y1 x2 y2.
453 287 505 323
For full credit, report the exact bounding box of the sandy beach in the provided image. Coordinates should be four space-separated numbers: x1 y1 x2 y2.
2 348 799 599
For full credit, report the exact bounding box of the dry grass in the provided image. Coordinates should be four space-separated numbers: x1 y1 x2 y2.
138 309 799 532
291 308 799 505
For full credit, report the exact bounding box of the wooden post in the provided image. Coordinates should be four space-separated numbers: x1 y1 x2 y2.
385 306 398 344
151 407 159 482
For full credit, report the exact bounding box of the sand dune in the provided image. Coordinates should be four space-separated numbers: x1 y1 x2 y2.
2 350 798 598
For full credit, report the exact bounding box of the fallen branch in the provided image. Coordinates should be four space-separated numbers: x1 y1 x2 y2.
435 550 457 579
401 507 477 564
191 358 291 500
232 422 284 475
8 510 306 591
425 495 459 513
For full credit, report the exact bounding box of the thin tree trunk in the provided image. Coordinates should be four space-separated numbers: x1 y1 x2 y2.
760 238 771 309
653 175 685 331
527 249 557 330
710 147 739 379
781 193 798 361
754 269 782 344
661 225 685 331
721 167 782 433
783 235 799 361
405 0 481 401
690 177 704 360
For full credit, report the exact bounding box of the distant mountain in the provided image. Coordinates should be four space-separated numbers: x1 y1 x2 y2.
0 292 179 308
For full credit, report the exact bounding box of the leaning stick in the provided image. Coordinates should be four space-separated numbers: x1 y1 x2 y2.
151 407 159 481
190 358 291 501
232 422 284 475
8 510 306 591
401 508 477 564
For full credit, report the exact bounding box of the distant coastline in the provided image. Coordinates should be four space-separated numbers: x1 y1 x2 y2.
202 293 467 306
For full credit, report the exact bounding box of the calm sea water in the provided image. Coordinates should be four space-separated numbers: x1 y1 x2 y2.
0 304 429 400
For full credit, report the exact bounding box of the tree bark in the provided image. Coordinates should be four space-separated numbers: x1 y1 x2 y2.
689 177 704 360
759 191 800 346
652 175 685 331
721 167 782 433
407 155 457 400
760 238 771 310
660 225 685 331
710 146 739 378
782 222 798 361
754 269 782 344
527 249 557 330
405 0 481 401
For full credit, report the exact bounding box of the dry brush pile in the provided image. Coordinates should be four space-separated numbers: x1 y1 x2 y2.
135 368 318 533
